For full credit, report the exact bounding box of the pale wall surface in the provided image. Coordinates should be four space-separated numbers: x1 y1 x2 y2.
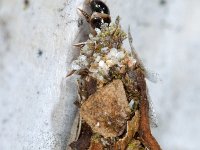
0 0 200 150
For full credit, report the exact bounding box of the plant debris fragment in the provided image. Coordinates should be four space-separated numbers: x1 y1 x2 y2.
80 79 131 138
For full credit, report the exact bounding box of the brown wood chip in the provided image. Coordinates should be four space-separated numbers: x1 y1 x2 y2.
80 79 131 138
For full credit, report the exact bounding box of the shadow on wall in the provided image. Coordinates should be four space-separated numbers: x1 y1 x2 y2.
51 77 77 150
51 2 91 149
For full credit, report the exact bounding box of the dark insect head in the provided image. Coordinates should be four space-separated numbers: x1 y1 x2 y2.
90 13 111 29
90 0 110 15
79 0 111 30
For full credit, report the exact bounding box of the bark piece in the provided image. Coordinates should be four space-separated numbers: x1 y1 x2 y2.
80 79 131 138
69 122 93 150
85 76 97 96
134 68 161 150
114 111 140 150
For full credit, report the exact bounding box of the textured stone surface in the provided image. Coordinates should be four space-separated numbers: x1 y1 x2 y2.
0 0 82 149
0 0 200 150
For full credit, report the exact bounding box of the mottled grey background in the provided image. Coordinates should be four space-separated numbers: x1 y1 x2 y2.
0 0 200 150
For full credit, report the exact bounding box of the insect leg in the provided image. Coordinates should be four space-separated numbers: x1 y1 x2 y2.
73 42 87 48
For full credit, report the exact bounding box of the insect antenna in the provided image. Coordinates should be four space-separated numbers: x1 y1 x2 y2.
77 8 90 23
